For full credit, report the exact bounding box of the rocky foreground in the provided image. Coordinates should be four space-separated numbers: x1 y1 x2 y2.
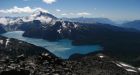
0 36 140 75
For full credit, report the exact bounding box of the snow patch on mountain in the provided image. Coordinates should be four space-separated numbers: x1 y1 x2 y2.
5 38 10 47
57 29 62 34
0 40 3 44
114 61 138 73
62 21 67 28
0 10 57 25
0 17 12 25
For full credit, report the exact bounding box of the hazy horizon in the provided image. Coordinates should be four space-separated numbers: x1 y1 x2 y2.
0 0 140 21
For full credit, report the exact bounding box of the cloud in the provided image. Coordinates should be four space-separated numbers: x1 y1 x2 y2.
0 6 48 14
0 18 9 25
69 13 74 15
60 12 91 17
56 9 61 12
77 12 91 16
61 13 67 16
43 0 56 4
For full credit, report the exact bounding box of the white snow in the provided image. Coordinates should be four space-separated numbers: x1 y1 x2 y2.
72 23 78 28
115 63 122 67
35 16 52 24
5 38 10 47
97 54 105 59
69 29 71 33
0 17 9 25
44 53 49 56
74 24 78 28
62 21 67 28
42 53 49 56
28 10 56 24
0 40 3 44
17 54 24 58
0 11 56 25
115 62 138 73
57 29 62 34
42 25 47 29
138 68 140 71
0 17 23 25
125 69 137 72
119 62 135 69
99 55 104 58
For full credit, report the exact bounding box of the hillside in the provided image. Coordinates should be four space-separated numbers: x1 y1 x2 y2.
0 35 139 75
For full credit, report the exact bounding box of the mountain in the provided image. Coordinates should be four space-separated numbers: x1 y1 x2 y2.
23 20 79 41
0 11 140 74
25 10 57 24
0 11 57 31
23 19 140 42
62 17 116 25
121 20 140 30
0 36 139 75
1 11 140 67
23 20 140 67
0 11 57 25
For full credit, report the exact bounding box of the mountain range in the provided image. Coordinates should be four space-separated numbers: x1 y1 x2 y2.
62 17 116 25
0 10 140 73
121 20 140 30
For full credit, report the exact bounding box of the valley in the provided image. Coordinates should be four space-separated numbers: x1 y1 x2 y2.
0 0 140 74
0 11 140 67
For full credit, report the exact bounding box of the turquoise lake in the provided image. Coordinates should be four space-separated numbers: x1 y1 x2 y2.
2 31 102 59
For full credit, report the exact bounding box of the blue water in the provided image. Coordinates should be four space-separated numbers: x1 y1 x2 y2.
2 31 102 59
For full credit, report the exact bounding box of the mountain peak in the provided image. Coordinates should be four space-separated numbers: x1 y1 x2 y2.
31 10 57 19
32 10 46 17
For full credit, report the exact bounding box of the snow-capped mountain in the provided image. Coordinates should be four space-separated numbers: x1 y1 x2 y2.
0 17 15 25
0 10 57 26
22 10 57 24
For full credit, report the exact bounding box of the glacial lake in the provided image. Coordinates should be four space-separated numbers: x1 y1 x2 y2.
2 31 102 59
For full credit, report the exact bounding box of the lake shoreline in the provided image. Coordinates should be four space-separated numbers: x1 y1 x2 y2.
1 31 102 59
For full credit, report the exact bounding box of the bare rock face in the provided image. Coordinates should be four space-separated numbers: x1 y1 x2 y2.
0 36 140 75
68 54 140 75
0 52 139 75
0 36 72 75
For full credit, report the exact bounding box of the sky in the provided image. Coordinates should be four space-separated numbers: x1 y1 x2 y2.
0 0 140 21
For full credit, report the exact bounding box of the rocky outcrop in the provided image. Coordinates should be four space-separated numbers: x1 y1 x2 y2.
0 52 139 75
68 54 140 75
